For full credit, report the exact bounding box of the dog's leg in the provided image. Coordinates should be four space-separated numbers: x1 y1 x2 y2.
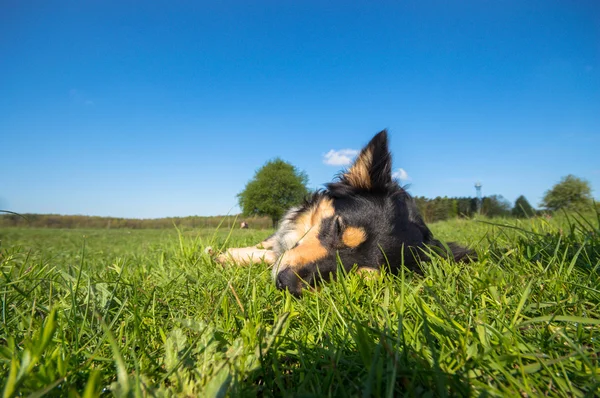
255 233 280 250
209 234 281 266
215 247 278 266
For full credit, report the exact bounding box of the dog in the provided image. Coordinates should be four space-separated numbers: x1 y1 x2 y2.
215 130 474 295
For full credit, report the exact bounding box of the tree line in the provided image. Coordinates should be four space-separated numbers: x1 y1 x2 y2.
2 166 596 229
0 213 273 230
0 195 519 229
237 158 597 226
413 194 534 223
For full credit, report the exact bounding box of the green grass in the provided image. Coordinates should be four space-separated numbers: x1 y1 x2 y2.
1 214 599 397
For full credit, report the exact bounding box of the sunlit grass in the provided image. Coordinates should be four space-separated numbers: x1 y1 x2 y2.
1 213 599 396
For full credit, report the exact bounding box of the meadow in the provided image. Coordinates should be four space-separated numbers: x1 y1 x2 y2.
1 215 599 397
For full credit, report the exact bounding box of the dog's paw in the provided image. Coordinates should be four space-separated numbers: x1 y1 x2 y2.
215 253 229 265
204 246 228 265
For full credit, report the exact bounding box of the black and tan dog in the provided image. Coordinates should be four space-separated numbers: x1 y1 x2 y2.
216 130 474 295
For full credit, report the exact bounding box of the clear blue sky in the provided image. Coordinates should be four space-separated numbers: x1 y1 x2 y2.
1 1 599 218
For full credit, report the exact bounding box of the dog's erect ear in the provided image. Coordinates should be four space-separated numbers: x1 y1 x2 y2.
342 130 392 190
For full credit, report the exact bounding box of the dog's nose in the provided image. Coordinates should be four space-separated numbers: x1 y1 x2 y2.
276 268 292 290
275 271 285 290
275 268 302 296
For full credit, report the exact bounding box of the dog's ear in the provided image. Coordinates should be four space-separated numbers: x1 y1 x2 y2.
341 130 392 190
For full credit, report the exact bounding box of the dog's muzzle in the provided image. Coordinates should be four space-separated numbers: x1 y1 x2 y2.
275 267 308 296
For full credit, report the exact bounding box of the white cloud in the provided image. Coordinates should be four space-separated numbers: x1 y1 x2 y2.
323 149 359 166
392 168 410 181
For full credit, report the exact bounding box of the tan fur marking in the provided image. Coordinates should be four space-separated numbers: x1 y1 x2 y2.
288 198 335 245
279 240 329 269
294 211 313 238
280 197 335 269
342 226 367 248
315 197 335 220
344 148 372 189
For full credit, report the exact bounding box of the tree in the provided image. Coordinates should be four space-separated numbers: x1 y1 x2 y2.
512 195 535 218
456 197 478 218
540 175 593 212
237 158 309 227
481 195 512 218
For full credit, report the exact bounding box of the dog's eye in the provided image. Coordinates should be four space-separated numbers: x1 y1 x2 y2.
334 217 343 237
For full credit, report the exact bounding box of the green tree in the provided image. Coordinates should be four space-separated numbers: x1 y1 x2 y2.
481 195 511 218
237 158 309 227
540 175 593 212
512 195 535 218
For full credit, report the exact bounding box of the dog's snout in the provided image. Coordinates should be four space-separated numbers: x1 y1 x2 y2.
276 268 293 290
275 268 304 296
275 269 287 290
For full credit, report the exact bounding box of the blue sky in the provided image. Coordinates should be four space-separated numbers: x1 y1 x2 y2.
1 0 599 218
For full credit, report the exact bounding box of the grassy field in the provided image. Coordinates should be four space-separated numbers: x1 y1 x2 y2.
1 215 599 397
